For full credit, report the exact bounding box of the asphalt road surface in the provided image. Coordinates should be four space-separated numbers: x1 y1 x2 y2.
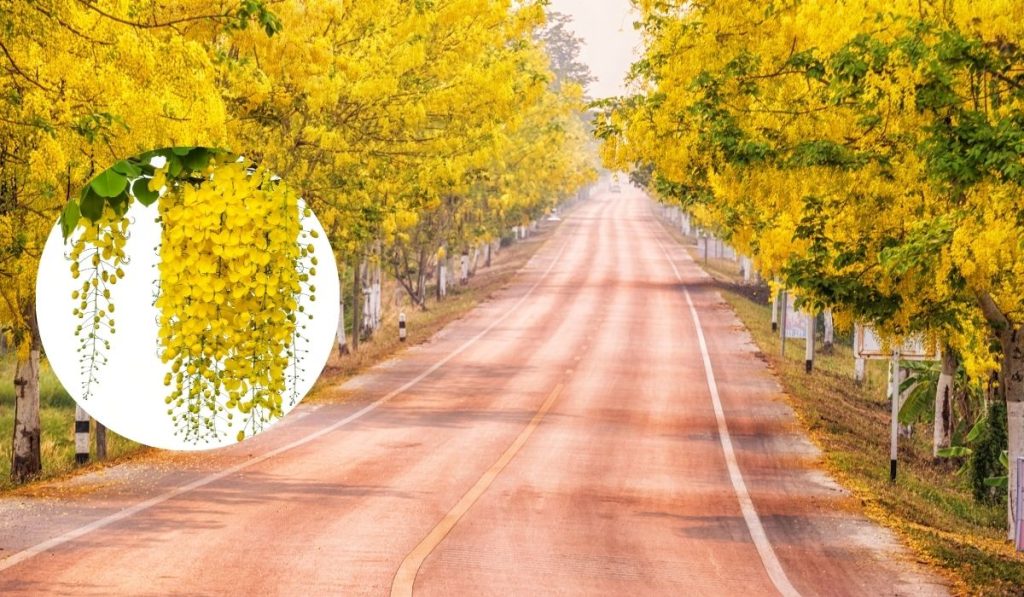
0 188 946 596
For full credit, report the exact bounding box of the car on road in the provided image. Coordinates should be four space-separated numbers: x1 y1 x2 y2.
610 184 621 193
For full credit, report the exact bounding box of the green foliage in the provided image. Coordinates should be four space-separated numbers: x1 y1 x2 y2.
971 399 1008 504
59 147 221 240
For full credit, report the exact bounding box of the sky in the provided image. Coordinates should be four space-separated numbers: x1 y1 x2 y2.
546 0 643 99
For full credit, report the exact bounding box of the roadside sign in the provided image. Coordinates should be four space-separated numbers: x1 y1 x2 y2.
854 324 938 361
783 294 806 340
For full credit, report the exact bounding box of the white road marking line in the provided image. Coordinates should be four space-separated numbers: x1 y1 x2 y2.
0 240 569 574
656 236 801 597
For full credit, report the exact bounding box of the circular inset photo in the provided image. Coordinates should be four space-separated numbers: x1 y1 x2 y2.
36 148 339 450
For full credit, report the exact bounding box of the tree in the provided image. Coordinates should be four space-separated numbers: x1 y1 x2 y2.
600 0 1024 534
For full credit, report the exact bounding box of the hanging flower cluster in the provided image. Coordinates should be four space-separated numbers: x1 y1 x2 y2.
155 159 315 443
69 205 130 400
65 150 317 445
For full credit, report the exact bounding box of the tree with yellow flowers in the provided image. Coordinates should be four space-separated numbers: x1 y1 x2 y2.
600 0 1024 535
1 0 596 478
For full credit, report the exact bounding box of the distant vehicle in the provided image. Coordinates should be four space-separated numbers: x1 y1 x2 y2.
610 184 622 193
546 209 561 222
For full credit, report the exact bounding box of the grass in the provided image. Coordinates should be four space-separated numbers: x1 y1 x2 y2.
0 214 559 494
0 358 145 492
660 213 1024 595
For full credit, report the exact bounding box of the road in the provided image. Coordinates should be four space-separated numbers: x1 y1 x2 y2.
0 189 945 596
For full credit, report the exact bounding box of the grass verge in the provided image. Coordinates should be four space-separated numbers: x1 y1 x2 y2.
658 212 1024 595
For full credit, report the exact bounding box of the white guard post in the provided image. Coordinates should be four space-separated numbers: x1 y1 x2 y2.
890 350 901 482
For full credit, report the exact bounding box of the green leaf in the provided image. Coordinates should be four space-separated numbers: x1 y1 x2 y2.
90 168 128 198
983 475 1008 489
79 188 105 221
166 153 183 177
937 446 972 458
60 201 81 240
171 146 194 156
108 191 129 217
180 148 212 173
898 383 933 425
111 160 142 178
131 178 160 206
965 415 987 443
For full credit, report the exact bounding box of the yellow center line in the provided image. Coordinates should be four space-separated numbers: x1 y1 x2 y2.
390 383 566 597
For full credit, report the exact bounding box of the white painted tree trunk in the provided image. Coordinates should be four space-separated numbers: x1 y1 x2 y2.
460 254 469 285
854 357 866 384
372 261 382 330
823 311 834 354
469 246 479 276
438 262 447 298
932 350 956 458
11 334 41 482
336 294 348 355
1008 401 1023 540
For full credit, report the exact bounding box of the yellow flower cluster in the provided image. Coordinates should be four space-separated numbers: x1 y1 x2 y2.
69 206 130 400
156 160 315 443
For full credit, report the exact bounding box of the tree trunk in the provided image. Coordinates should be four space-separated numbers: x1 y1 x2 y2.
823 311 835 355
337 270 349 355
933 349 956 458
11 318 41 483
1000 327 1024 540
351 254 361 352
436 255 447 300
485 243 492 268
416 248 428 308
95 421 107 460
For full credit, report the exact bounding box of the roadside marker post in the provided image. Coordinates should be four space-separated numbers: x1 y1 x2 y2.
804 312 815 373
771 290 778 333
889 350 901 482
75 405 90 465
399 312 407 342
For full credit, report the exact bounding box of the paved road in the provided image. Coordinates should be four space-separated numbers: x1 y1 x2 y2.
0 189 945 596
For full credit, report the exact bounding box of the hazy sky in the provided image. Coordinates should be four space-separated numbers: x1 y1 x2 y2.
546 0 642 99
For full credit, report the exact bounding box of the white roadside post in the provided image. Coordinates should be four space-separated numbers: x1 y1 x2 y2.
805 312 816 373
771 290 778 333
75 405 89 465
399 312 407 342
889 350 901 482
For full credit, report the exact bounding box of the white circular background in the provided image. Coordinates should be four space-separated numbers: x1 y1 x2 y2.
36 198 339 451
